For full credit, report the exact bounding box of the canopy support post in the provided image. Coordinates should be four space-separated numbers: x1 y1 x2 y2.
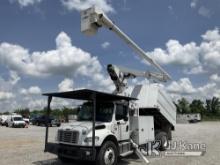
92 93 96 160
44 96 52 152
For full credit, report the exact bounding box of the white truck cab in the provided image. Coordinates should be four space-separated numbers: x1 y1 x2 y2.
6 114 26 128
43 85 176 165
57 101 130 147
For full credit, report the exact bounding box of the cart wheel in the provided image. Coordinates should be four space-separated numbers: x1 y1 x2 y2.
155 131 168 151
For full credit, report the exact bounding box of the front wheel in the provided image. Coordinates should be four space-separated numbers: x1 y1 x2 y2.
96 141 118 165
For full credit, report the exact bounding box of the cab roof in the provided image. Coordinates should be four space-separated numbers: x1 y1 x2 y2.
43 89 137 101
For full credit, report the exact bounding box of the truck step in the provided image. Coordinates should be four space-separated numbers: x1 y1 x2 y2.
120 150 133 157
119 141 133 156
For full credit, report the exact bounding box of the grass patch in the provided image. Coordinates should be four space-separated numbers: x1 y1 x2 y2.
202 115 220 121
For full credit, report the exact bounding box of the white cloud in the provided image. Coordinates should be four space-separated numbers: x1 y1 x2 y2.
20 86 42 95
190 1 212 18
166 78 196 95
190 0 198 8
168 5 175 16
56 31 72 48
149 40 200 66
198 6 211 18
165 76 220 101
0 32 100 76
27 99 45 109
210 74 220 83
197 83 217 99
60 0 114 13
183 65 206 75
200 29 220 69
145 28 220 76
0 91 14 101
0 31 114 93
9 71 21 85
58 78 74 92
101 41 110 49
9 0 42 7
0 71 20 92
201 28 220 41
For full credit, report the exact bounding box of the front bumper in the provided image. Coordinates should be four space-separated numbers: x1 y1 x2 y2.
45 142 96 161
13 124 25 128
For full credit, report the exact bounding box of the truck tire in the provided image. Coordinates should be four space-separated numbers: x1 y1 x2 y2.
155 131 168 151
96 141 118 165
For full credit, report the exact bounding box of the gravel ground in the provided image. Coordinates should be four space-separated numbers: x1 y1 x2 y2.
0 122 220 165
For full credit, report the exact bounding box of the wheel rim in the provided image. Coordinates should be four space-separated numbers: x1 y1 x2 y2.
104 147 115 165
162 136 168 147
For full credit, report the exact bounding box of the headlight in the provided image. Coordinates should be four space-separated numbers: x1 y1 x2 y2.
84 136 99 143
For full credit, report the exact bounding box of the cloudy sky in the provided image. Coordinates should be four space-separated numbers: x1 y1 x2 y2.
0 0 220 112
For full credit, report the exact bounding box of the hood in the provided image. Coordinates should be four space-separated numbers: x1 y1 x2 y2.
60 121 107 132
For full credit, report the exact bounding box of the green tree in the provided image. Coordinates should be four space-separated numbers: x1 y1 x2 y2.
14 108 30 118
174 102 181 114
3 111 10 115
51 109 63 119
190 100 205 114
176 98 190 114
205 97 220 115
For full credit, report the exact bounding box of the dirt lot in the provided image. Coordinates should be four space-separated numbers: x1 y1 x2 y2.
0 122 220 165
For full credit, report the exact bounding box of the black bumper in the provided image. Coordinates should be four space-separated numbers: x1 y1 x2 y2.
45 143 96 161
13 124 25 128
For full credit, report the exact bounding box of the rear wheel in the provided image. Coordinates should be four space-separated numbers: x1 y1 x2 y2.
155 131 168 151
96 141 118 165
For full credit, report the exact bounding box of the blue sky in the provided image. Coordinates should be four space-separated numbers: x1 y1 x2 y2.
0 0 220 111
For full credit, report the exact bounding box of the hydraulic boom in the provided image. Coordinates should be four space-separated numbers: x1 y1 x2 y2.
81 7 171 81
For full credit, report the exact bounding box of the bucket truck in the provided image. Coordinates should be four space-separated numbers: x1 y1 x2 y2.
43 6 176 165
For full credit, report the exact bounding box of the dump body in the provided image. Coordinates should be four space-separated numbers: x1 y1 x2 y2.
131 84 176 127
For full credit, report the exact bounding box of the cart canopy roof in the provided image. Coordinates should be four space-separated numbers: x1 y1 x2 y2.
43 89 137 101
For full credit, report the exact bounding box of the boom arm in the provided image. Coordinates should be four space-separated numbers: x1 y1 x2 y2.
81 7 171 81
107 64 167 94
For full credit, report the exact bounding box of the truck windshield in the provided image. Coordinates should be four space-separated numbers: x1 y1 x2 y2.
14 117 23 121
77 102 114 122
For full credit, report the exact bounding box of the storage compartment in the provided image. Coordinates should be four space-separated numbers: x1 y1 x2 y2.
130 116 154 145
131 84 176 127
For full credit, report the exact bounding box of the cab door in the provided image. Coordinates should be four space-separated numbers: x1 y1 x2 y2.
115 104 129 141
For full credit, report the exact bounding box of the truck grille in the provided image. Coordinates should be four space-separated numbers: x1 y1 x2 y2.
58 130 79 144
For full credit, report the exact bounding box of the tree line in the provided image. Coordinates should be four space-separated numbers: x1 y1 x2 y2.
1 96 220 120
174 97 220 120
0 107 78 122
